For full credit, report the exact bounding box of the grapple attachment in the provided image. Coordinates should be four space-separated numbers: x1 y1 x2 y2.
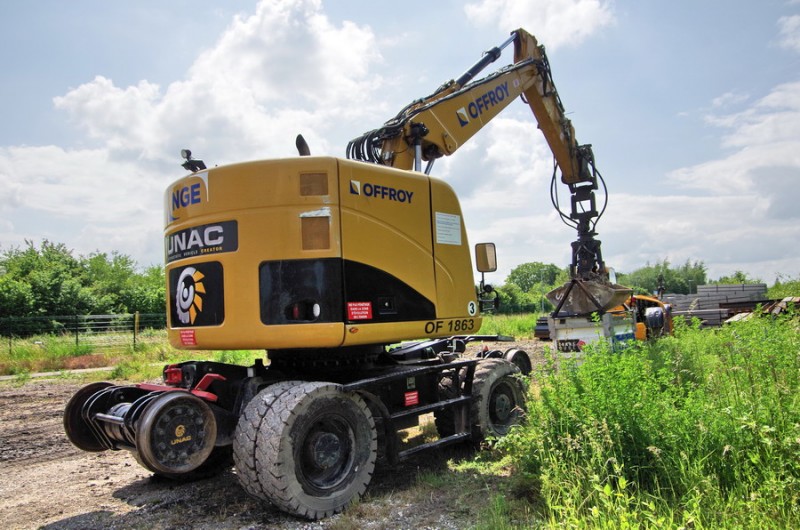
546 279 632 316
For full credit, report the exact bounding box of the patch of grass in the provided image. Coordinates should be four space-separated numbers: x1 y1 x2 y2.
110 359 160 380
479 313 541 338
12 370 31 386
213 349 260 365
0 335 97 374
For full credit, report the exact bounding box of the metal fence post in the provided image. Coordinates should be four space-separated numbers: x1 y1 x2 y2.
4 318 11 356
74 314 79 347
133 311 139 351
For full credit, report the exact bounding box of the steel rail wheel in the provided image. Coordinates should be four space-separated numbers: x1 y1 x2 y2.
504 348 532 375
135 391 217 477
63 381 114 452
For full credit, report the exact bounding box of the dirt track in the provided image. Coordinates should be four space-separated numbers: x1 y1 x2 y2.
0 342 543 529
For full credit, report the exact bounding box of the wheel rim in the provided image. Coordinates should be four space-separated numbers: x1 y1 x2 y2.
136 392 216 475
489 380 518 433
298 415 356 493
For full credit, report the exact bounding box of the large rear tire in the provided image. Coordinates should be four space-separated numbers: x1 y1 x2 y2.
471 359 526 441
233 381 301 498
234 381 377 520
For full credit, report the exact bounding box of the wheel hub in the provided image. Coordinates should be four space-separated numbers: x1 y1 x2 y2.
493 392 512 421
309 431 343 469
299 416 356 492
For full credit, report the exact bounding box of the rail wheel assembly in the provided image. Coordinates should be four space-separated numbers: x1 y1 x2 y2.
63 381 232 482
233 381 377 520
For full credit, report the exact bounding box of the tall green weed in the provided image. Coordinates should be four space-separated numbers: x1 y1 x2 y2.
499 312 800 528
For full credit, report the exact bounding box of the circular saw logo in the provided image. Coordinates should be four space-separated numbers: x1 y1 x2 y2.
175 267 206 324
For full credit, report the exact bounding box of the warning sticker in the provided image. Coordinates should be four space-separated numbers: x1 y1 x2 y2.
435 212 462 245
179 329 197 346
347 302 373 320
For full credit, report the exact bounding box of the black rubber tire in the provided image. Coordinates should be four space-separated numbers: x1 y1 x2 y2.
471 359 526 441
233 381 301 499
233 381 377 520
504 348 532 375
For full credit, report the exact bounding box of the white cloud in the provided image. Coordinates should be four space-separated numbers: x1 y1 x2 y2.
711 91 749 109
2 0 385 265
52 0 383 166
778 14 800 53
464 0 614 49
653 81 800 281
673 81 800 195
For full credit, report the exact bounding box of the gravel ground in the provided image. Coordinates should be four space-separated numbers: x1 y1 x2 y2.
0 341 544 530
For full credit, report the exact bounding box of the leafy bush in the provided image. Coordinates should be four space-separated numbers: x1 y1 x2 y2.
768 274 800 298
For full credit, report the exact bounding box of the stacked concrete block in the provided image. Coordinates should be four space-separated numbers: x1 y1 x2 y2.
665 284 767 327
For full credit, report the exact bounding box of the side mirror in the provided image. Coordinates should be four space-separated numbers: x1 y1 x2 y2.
475 242 497 273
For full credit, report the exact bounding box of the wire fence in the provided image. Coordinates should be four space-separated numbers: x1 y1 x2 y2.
0 313 167 356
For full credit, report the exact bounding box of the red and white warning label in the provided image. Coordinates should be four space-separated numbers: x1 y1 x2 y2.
347 301 373 320
179 329 197 346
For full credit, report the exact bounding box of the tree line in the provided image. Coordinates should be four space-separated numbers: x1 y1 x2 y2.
0 240 164 318
494 258 784 314
1 240 793 318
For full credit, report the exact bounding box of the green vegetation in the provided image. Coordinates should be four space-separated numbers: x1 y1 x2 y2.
497 258 713 313
769 274 800 299
480 312 542 337
0 239 164 317
0 329 262 379
497 258 798 315
496 262 570 314
481 311 800 528
616 258 708 295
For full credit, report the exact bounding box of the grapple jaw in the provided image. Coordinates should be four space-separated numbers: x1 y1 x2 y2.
546 278 632 316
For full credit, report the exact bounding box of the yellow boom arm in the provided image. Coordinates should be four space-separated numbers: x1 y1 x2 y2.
347 29 592 186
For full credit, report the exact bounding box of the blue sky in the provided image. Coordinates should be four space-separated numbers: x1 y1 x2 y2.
1 0 799 285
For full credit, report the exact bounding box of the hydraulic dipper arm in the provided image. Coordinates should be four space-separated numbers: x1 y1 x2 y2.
348 29 617 312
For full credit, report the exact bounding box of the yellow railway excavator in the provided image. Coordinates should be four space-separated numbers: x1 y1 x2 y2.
65 29 627 520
